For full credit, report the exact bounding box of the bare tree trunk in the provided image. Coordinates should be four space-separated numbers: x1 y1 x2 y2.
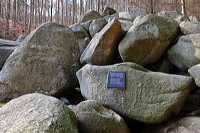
50 0 53 22
181 0 186 15
5 0 10 39
28 0 32 33
57 0 60 23
24 0 27 35
61 0 64 25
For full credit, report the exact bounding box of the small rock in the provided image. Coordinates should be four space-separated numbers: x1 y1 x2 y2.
102 6 116 17
157 10 189 23
167 35 200 71
119 12 134 21
128 5 147 20
178 117 200 131
89 18 107 37
71 100 130 133
81 10 102 23
118 20 133 32
189 16 200 24
180 21 200 35
17 35 27 42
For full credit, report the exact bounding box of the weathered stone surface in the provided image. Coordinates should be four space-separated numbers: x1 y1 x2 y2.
70 23 89 39
188 64 200 88
0 93 78 133
76 62 194 124
146 58 174 74
119 12 134 21
119 20 133 32
178 117 200 131
180 21 200 35
102 6 116 17
81 10 102 23
71 100 130 133
157 11 189 23
89 18 107 37
189 16 200 24
81 20 92 32
0 39 19 70
187 33 200 59
167 35 200 71
142 120 199 133
0 22 80 102
119 14 180 66
70 24 90 54
80 19 123 65
128 5 147 20
17 35 27 42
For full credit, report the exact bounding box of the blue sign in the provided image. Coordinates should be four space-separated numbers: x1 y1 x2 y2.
107 71 125 89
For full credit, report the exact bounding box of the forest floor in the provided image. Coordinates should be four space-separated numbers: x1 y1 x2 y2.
0 18 35 41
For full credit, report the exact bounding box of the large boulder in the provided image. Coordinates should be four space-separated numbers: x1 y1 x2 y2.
81 10 102 23
89 18 107 37
80 19 123 65
167 35 200 71
76 62 194 124
157 11 189 23
0 39 19 70
0 93 78 133
71 100 130 133
0 22 80 102
180 21 200 35
128 5 147 20
119 14 180 66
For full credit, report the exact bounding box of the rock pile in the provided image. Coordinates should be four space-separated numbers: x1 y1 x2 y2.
1 5 200 132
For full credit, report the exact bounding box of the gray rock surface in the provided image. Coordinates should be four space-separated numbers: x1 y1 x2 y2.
0 39 19 70
0 93 78 133
188 64 200 88
80 19 123 65
76 62 194 124
189 16 200 24
70 24 90 54
119 14 180 66
81 20 92 32
167 35 200 71
178 117 200 131
180 21 200 35
0 22 80 102
102 6 116 17
157 11 189 23
71 100 130 133
89 18 107 37
81 10 102 23
118 12 134 21
118 20 133 32
188 33 200 59
128 5 147 20
17 35 27 42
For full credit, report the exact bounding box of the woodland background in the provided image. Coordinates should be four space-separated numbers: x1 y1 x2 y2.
0 0 199 40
